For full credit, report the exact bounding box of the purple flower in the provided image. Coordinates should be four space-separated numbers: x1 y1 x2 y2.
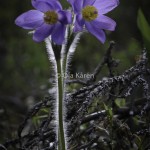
68 0 119 43
15 0 72 44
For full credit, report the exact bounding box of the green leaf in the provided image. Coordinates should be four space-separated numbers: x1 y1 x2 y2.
137 9 150 51
103 103 113 119
40 108 49 113
115 98 126 107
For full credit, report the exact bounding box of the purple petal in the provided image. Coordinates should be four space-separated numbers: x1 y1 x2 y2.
32 0 62 12
85 21 106 43
15 10 44 29
51 23 66 45
58 10 72 24
93 0 119 14
33 23 54 42
74 14 84 32
48 0 62 10
83 0 96 7
68 0 83 13
32 0 53 12
91 15 116 31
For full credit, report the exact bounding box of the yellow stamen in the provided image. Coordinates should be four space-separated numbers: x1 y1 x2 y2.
82 6 98 21
44 11 58 24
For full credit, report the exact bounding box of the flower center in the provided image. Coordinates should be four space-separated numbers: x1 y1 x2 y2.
82 6 98 21
44 11 58 24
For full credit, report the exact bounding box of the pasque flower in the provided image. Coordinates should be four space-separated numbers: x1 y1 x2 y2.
15 0 72 44
68 0 119 43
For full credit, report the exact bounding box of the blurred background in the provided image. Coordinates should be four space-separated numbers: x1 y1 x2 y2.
0 0 150 143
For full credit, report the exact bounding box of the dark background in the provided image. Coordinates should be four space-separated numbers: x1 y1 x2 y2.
0 0 150 143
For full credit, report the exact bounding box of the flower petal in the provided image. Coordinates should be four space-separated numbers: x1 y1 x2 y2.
85 21 106 43
58 10 72 24
33 23 54 42
51 23 66 45
32 0 53 12
92 15 116 31
74 14 84 32
15 10 44 29
32 0 62 12
49 0 62 10
93 0 119 14
83 0 96 7
68 0 83 13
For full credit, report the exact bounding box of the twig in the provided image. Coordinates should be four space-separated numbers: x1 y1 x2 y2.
66 41 116 85
89 41 115 81
81 110 106 124
66 79 87 85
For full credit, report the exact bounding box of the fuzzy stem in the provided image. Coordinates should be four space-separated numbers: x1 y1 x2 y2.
45 31 81 150
57 59 66 150
45 38 66 150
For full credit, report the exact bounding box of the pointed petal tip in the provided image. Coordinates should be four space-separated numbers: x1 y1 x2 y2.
33 36 43 42
94 0 119 14
15 15 24 27
85 22 106 44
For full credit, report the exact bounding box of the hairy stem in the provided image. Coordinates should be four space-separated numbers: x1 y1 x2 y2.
45 38 66 149
57 59 66 150
45 31 81 149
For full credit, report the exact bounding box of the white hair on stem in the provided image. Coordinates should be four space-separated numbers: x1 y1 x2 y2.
45 37 59 149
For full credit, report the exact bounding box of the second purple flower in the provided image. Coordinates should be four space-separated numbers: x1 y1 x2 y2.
15 0 72 44
68 0 119 43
